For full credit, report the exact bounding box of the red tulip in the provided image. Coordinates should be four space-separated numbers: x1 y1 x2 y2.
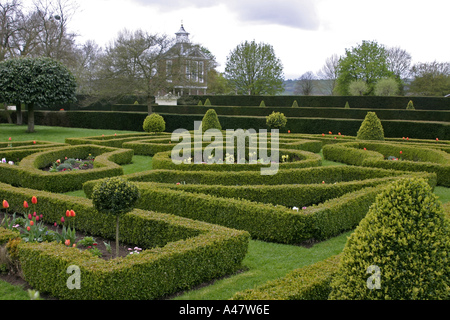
40 214 43 219
27 226 31 231
2 200 9 209
400 151 403 154
436 138 439 141
364 148 367 151
33 141 36 144
33 212 36 217
61 217 65 223
322 133 325 137
31 196 37 204
338 132 341 135
70 210 75 217
30 220 34 226
8 137 11 141
54 222 57 227
288 130 291 133
24 201 29 208
65 239 70 246
28 214 32 220
66 210 70 217
36 216 39 221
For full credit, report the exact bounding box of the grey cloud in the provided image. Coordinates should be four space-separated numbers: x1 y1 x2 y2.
130 0 320 30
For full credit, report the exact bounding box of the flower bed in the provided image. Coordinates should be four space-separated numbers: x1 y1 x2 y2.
0 145 134 192
0 182 250 300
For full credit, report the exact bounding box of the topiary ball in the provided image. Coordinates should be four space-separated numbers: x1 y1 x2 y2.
201 109 222 132
91 177 140 216
328 178 450 300
356 112 384 140
143 113 166 133
266 111 287 130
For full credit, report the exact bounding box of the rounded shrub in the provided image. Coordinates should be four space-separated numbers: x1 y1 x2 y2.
329 178 450 300
91 177 140 257
143 113 166 133
356 112 384 140
201 109 222 132
266 111 287 130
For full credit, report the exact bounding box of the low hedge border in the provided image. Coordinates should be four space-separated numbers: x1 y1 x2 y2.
65 133 169 148
0 182 250 300
0 144 134 192
152 148 322 172
0 141 67 163
232 199 450 300
84 172 436 244
123 136 323 157
322 141 450 186
231 254 342 300
83 166 425 190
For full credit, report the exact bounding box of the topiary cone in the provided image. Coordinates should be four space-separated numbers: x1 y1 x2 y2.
201 109 222 132
356 112 384 140
329 178 450 300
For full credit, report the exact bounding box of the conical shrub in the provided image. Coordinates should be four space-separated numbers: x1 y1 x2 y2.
407 100 415 110
329 178 450 300
292 100 299 108
201 109 222 132
356 112 384 140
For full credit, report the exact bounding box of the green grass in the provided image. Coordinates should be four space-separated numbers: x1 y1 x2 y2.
1 124 449 300
0 124 137 144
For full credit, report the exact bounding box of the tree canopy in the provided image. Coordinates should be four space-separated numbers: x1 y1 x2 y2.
336 40 394 96
225 40 284 95
0 56 77 132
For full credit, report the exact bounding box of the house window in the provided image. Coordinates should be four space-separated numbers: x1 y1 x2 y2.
199 62 204 83
166 60 172 82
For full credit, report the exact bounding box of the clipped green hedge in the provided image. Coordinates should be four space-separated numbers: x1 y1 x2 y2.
323 141 450 186
0 227 20 246
84 169 436 244
231 254 341 300
152 148 322 172
0 182 250 300
0 145 134 192
65 132 169 148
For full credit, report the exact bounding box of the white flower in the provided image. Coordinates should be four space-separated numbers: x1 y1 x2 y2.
1 158 5 163
8 161 14 165
292 206 299 211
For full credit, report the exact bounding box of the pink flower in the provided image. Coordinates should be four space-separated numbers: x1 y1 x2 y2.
27 226 31 231
31 196 37 204
61 217 65 223
33 212 36 217
28 214 32 220
24 201 29 208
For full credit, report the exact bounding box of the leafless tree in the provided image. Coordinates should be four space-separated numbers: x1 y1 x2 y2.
0 0 22 61
386 46 412 80
294 71 316 96
96 29 174 113
316 54 339 95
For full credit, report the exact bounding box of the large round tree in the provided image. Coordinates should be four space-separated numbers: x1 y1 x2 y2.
0 57 77 132
225 40 284 95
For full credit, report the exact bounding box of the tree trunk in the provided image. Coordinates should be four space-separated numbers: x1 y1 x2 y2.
15 102 22 125
147 94 153 114
116 215 120 258
1 103 12 124
27 103 35 133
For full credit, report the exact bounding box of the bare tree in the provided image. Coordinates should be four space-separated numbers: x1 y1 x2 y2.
294 71 315 96
97 29 174 113
0 0 23 61
71 39 103 96
316 53 339 95
386 46 412 80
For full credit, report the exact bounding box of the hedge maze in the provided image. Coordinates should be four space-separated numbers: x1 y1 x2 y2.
1 129 449 300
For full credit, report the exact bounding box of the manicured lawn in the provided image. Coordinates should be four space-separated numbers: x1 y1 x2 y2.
1 124 449 300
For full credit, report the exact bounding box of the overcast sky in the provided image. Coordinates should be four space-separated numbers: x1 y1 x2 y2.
23 0 450 79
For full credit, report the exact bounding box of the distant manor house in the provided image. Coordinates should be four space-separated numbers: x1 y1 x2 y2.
162 24 216 96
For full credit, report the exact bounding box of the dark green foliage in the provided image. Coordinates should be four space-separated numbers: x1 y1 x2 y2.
356 112 385 140
204 98 211 106
91 177 140 216
201 109 222 132
329 178 450 300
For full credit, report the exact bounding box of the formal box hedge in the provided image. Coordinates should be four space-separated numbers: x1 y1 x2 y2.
0 144 134 192
0 182 250 300
323 141 450 186
84 169 436 244
231 254 342 300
